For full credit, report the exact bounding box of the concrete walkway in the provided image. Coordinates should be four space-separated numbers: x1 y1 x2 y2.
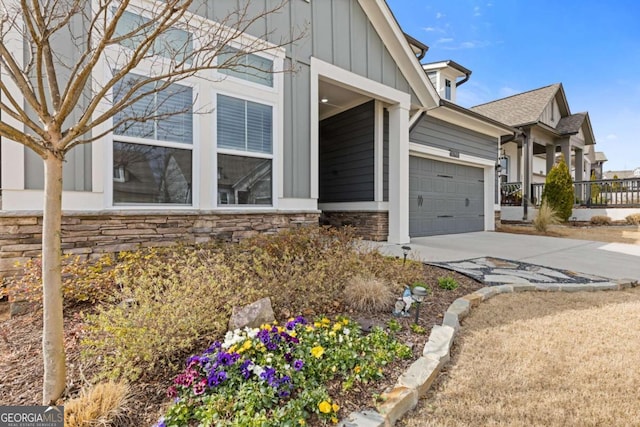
375 231 640 281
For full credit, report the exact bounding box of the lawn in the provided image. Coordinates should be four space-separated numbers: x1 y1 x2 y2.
400 288 640 427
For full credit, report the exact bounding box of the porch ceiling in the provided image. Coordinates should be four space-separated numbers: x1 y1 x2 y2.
318 79 372 120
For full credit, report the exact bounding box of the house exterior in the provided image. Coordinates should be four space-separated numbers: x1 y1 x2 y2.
471 83 596 219
0 0 513 279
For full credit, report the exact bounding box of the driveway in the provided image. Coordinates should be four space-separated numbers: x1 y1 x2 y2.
376 231 640 281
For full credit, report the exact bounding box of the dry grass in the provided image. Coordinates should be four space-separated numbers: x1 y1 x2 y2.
626 213 640 225
498 223 640 245
343 275 396 313
590 215 612 225
64 381 130 427
401 288 640 427
532 201 560 232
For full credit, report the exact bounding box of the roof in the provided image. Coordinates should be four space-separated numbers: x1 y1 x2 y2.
422 60 471 77
595 152 608 162
555 113 586 134
470 83 562 126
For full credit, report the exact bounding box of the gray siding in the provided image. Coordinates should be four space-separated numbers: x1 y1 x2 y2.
410 116 497 161
319 101 374 203
207 0 418 199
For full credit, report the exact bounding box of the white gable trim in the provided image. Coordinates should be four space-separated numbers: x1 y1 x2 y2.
357 0 439 109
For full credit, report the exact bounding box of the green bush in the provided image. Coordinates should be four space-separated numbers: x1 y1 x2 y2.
590 171 603 204
533 201 560 232
437 276 459 291
542 155 574 221
590 215 612 226
626 213 640 225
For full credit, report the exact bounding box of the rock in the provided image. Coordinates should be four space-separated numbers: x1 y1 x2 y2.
228 297 275 331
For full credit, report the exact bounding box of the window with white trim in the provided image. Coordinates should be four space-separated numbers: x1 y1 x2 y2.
444 79 452 100
216 94 273 205
218 47 274 87
114 10 193 63
112 73 193 205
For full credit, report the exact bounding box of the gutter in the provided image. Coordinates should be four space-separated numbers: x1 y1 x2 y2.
403 32 429 61
438 99 517 136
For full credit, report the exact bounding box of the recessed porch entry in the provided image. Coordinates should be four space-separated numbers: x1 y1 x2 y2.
409 156 484 236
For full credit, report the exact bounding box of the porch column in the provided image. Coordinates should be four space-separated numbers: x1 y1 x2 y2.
387 103 410 244
517 144 523 183
559 139 572 170
522 130 533 220
574 148 584 182
546 144 555 174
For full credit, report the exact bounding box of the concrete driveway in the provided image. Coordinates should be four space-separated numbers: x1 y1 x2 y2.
376 231 640 281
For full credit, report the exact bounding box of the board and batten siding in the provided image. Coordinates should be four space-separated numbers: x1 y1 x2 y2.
410 115 497 161
20 0 417 201
319 101 374 203
201 0 419 200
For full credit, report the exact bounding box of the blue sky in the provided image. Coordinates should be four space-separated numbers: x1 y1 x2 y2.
386 0 640 172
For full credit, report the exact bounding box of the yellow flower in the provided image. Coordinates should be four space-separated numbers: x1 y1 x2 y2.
311 346 325 358
329 331 336 337
321 317 330 326
332 322 342 331
290 330 297 337
332 403 340 412
229 345 237 353
331 416 338 424
314 322 322 328
306 326 315 332
318 401 332 414
354 366 361 374
298 420 306 426
342 319 349 326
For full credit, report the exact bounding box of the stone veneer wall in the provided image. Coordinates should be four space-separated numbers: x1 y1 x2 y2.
320 211 388 241
0 211 319 280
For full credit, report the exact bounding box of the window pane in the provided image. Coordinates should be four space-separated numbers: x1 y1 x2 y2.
218 47 274 87
156 83 193 144
247 102 272 154
217 154 272 205
217 95 272 154
217 95 246 150
113 141 192 204
114 74 193 145
115 11 193 62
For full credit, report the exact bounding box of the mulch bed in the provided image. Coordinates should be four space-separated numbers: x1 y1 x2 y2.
0 263 481 426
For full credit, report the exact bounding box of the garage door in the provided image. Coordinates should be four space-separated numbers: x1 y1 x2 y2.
409 156 484 236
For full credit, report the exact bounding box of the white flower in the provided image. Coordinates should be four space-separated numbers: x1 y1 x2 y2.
343 328 350 336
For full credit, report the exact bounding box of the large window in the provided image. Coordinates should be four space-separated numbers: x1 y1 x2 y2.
112 74 193 205
217 94 273 205
218 47 274 87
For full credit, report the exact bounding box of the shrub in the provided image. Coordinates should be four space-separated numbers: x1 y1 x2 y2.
542 155 574 221
590 171 602 204
156 317 411 427
81 227 426 381
626 213 640 225
438 276 459 291
64 381 129 427
2 254 117 307
590 215 612 226
82 247 246 381
343 276 396 313
533 201 560 232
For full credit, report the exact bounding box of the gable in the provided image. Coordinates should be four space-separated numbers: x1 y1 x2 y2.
311 0 419 106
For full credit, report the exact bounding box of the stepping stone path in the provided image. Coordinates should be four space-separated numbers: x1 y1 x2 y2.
431 257 609 286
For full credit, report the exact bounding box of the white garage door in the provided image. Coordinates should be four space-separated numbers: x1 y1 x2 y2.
409 157 485 236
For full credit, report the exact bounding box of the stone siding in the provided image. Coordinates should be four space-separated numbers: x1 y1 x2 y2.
320 211 388 241
0 210 319 280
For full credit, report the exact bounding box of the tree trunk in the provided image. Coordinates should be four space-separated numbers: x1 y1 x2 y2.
42 155 66 404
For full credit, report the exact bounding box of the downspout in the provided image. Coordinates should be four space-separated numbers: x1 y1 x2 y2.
455 71 471 87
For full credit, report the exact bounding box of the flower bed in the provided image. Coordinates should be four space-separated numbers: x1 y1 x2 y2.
156 316 411 426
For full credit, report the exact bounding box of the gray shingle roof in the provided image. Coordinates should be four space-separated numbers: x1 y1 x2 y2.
470 83 561 126
555 113 586 134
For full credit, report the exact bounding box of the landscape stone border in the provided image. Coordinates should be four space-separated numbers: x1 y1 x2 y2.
339 278 638 427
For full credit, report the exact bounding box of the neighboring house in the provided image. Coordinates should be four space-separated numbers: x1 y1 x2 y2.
604 168 640 180
591 151 608 179
0 0 514 279
471 83 596 217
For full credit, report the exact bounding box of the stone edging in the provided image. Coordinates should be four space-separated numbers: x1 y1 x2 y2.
339 278 639 427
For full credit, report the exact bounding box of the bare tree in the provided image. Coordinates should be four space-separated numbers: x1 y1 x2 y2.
0 0 302 404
